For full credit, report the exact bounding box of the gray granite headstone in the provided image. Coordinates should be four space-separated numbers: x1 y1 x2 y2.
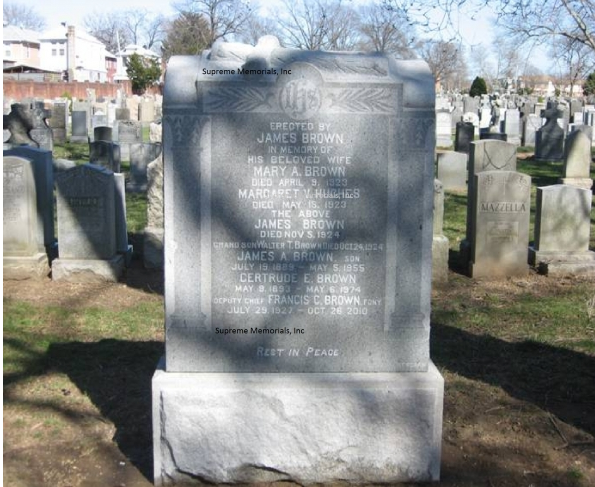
128 142 162 192
436 151 467 191
144 153 164 268
432 179 449 283
503 109 521 146
154 39 443 485
460 140 518 266
535 105 565 161
48 102 67 144
530 185 595 275
3 155 50 278
469 171 531 278
436 110 452 147
53 164 124 281
454 121 474 154
4 146 55 251
115 108 130 121
115 120 142 160
560 129 593 190
89 141 121 173
522 114 541 146
94 126 112 142
71 111 89 143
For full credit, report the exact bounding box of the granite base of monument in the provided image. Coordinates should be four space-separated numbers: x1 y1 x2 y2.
152 360 444 486
529 248 595 277
52 255 124 282
3 253 49 280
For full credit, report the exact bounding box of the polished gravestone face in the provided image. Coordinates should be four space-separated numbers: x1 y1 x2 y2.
163 41 436 373
470 170 531 278
55 165 116 260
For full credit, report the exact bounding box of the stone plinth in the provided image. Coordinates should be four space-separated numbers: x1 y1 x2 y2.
153 362 444 485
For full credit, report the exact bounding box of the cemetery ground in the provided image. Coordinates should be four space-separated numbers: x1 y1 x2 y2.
3 148 595 487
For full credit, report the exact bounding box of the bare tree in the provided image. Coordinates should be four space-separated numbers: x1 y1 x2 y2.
419 40 467 90
236 14 283 46
276 0 359 50
551 36 595 96
121 9 166 50
84 12 130 54
3 2 46 31
357 3 419 57
173 0 253 46
387 0 595 58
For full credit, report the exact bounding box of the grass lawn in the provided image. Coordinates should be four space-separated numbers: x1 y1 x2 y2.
3 146 595 486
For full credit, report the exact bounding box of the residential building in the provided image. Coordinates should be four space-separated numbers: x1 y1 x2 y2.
3 23 41 68
39 25 108 82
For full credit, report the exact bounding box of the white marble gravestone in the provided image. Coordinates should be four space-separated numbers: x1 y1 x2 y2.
153 37 443 485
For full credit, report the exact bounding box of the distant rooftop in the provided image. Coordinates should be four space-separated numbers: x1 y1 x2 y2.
3 25 41 44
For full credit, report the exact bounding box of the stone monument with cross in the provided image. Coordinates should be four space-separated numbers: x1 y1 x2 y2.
535 104 564 161
153 37 443 485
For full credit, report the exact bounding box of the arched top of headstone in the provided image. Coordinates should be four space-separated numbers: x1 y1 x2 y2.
164 39 434 110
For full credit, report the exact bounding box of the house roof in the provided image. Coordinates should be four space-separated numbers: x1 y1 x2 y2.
3 62 60 73
119 44 160 59
40 25 103 45
3 25 41 44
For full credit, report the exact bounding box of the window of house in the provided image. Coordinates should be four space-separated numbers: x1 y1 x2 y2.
52 49 57 56
59 49 65 56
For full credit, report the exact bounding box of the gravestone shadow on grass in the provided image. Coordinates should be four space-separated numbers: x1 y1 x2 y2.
44 339 164 480
431 322 595 438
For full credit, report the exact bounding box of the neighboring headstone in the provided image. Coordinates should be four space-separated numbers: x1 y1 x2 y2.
535 105 565 161
72 100 92 133
460 140 518 267
149 121 162 143
153 39 443 485
503 108 521 146
143 153 164 268
522 113 541 146
89 141 121 173
436 151 467 191
469 171 531 278
71 111 89 143
3 156 50 279
114 173 132 263
115 108 130 121
128 142 162 192
116 120 142 160
91 113 108 132
52 164 124 282
4 146 56 253
432 179 449 283
48 102 68 144
139 98 156 123
94 126 113 142
560 129 593 190
3 103 37 147
454 121 474 154
436 110 452 147
530 185 595 276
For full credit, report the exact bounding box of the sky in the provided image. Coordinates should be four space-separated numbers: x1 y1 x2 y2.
17 0 552 74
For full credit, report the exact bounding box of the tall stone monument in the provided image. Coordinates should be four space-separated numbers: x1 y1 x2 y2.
153 37 443 485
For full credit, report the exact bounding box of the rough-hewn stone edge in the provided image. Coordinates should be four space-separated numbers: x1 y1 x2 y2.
51 255 124 282
3 253 50 280
152 361 444 485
